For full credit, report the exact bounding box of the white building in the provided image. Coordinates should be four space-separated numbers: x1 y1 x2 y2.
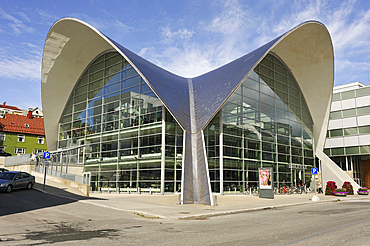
324 82 370 188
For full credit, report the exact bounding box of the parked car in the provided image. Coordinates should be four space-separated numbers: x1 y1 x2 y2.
0 171 35 193
0 150 12 157
0 168 8 173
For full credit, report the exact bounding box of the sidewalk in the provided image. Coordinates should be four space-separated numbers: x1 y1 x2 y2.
34 180 369 220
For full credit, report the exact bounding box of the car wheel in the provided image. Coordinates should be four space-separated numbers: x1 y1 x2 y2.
26 182 33 190
6 185 12 193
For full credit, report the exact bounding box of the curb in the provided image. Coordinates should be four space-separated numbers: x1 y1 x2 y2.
32 188 367 220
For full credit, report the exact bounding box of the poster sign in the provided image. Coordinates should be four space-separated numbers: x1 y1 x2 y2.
259 168 272 190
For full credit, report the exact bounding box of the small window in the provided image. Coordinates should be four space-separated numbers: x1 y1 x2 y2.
35 149 45 155
14 148 25 154
37 137 44 144
17 135 25 142
0 133 5 141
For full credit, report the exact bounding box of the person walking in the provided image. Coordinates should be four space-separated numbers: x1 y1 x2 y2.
298 179 303 194
305 179 311 193
317 180 323 194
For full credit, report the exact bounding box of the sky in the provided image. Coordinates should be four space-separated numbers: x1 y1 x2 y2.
1 0 370 111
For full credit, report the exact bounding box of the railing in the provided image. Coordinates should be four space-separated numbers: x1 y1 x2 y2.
34 166 89 185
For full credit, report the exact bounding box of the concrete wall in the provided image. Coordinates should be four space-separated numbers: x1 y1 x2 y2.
32 171 89 197
5 164 89 197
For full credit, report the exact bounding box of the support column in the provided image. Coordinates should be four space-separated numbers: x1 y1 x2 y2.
161 109 166 194
181 131 213 205
181 78 213 205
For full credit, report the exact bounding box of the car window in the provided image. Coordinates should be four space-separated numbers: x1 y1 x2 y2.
0 172 15 180
21 173 30 178
15 173 22 179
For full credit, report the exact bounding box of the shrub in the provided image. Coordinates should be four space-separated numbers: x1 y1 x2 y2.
325 181 337 195
342 181 354 195
358 187 368 191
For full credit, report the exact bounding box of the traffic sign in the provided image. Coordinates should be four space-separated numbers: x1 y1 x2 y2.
311 167 318 175
43 160 50 167
44 152 51 159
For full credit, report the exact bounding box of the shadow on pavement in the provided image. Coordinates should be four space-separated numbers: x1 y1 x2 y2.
0 183 106 217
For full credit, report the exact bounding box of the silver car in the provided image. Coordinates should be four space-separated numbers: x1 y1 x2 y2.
0 171 35 193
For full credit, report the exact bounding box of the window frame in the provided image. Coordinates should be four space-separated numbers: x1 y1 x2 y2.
37 136 45 144
14 148 26 154
17 135 25 143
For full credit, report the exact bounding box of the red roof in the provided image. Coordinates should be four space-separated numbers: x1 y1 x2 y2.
0 104 22 111
0 113 45 135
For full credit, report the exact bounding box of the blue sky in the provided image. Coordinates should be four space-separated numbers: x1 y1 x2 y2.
1 0 370 110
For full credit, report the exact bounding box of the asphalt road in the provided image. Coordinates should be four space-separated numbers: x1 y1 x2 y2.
1 189 370 245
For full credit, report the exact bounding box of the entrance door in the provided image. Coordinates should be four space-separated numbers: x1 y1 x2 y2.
362 159 370 188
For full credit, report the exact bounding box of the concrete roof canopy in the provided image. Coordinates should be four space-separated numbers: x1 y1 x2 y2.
41 18 334 153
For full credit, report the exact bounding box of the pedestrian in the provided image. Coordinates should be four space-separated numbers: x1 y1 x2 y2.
298 179 303 194
305 179 310 193
317 180 323 194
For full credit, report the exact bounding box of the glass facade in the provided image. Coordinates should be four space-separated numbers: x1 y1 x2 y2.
58 51 314 193
204 53 314 193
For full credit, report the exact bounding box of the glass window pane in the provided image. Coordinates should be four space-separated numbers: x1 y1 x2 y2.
343 127 358 136
341 90 355 100
330 129 343 137
360 145 370 154
105 55 121 67
331 147 344 156
342 108 356 118
356 87 370 97
122 68 138 79
90 61 104 73
345 146 359 155
122 76 140 89
332 93 340 101
357 106 370 116
359 125 370 134
330 111 342 119
243 78 259 91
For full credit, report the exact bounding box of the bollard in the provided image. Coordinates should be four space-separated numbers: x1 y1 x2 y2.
138 187 141 194
250 187 252 195
108 187 110 193
117 187 120 194
235 187 237 195
214 195 218 206
127 187 129 194
150 187 152 195
178 194 181 205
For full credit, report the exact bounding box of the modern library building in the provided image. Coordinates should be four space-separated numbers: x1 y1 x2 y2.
41 18 358 204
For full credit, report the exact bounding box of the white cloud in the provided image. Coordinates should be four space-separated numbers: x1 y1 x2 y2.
161 27 195 43
0 7 35 35
207 0 246 35
0 55 40 81
139 47 156 56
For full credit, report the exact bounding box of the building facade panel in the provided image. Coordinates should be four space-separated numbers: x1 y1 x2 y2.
341 98 356 110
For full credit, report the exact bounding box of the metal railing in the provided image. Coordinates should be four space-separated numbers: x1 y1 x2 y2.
34 165 89 185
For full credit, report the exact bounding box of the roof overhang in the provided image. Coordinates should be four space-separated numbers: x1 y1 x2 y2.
42 18 333 154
